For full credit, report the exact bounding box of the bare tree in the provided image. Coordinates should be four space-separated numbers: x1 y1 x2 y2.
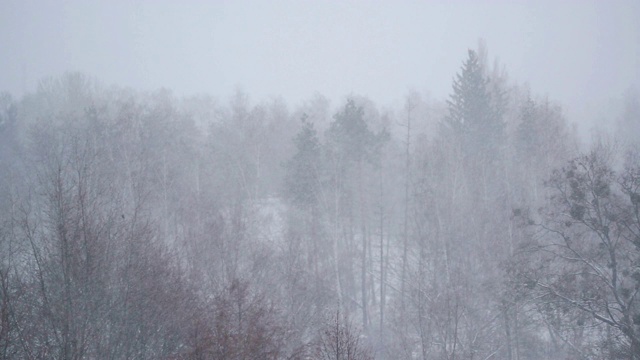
315 310 373 360
519 144 640 359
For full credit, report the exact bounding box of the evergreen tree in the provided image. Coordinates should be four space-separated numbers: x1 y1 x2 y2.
516 95 541 160
285 115 322 210
445 49 504 161
324 99 388 328
0 93 17 164
616 89 640 149
327 99 379 165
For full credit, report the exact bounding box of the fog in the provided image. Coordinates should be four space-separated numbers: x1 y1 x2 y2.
2 1 639 126
0 1 639 359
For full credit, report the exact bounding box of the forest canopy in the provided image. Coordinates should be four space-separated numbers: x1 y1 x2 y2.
0 46 639 359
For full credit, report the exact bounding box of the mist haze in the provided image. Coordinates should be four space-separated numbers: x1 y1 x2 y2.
2 1 639 126
1 1 640 359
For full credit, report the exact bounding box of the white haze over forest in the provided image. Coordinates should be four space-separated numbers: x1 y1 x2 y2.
0 1 639 359
1 0 639 133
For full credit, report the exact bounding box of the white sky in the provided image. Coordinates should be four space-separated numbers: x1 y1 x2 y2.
1 0 639 128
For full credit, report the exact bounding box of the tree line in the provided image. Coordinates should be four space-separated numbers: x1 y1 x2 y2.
0 46 638 359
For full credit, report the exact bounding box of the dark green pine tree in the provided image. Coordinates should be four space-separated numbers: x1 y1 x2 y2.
284 115 326 279
328 99 373 164
324 99 388 329
445 49 505 161
326 99 388 167
285 114 322 210
324 98 389 216
0 93 17 164
516 95 541 161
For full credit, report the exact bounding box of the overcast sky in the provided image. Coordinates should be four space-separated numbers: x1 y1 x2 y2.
1 0 639 128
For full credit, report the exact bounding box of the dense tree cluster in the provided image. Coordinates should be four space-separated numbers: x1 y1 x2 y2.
0 48 638 359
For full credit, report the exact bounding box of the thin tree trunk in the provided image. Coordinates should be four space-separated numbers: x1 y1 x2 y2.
359 160 368 331
400 101 412 316
333 156 344 312
378 161 386 344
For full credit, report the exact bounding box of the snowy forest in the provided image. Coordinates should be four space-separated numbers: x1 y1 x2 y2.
0 42 639 360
